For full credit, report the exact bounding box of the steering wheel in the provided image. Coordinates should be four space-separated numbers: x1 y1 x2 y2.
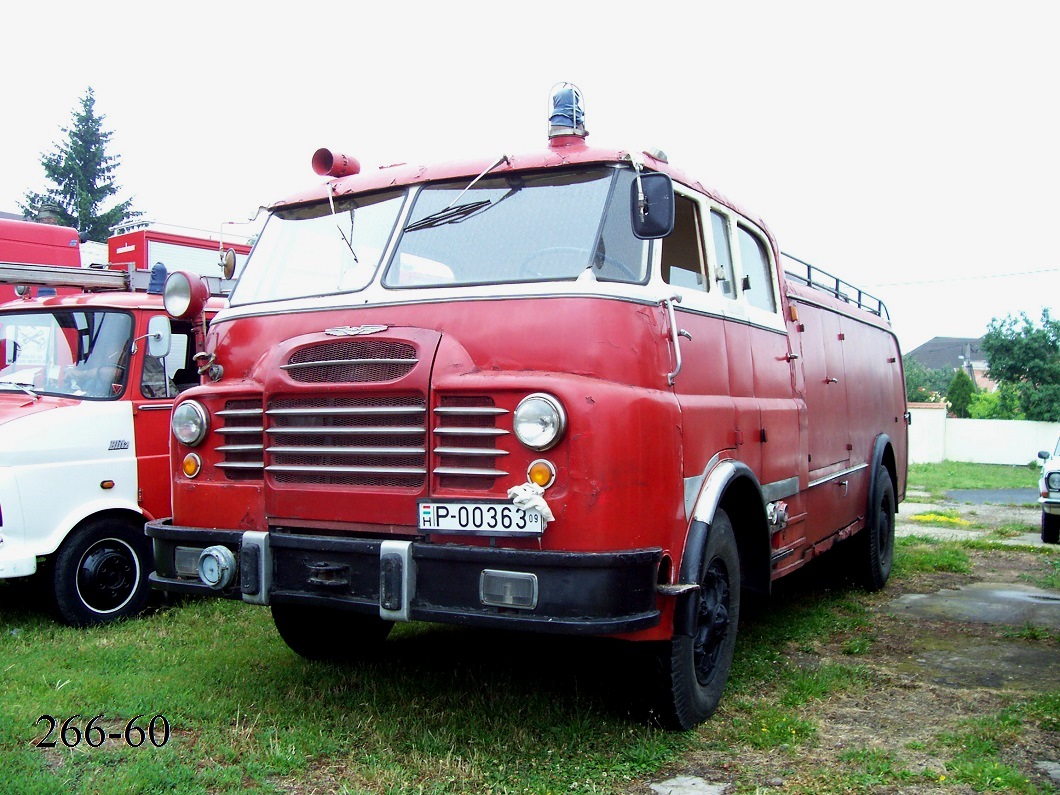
518 246 637 280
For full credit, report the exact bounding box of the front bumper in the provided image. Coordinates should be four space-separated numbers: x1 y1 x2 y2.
147 519 662 635
0 538 37 578
1042 495 1060 516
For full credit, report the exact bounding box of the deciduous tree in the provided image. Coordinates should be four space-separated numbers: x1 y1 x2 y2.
981 309 1060 421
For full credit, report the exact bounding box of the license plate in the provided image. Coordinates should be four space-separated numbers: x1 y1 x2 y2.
418 501 544 536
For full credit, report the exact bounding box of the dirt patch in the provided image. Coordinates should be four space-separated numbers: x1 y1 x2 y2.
638 537 1060 794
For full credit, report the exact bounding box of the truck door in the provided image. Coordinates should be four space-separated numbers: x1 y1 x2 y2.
131 314 194 520
658 195 737 481
797 305 850 474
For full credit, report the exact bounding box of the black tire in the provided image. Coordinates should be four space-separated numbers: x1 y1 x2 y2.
654 509 741 731
1043 513 1060 545
51 518 152 627
856 467 896 592
271 604 393 662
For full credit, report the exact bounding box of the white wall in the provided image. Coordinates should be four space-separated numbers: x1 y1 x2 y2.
908 403 1060 465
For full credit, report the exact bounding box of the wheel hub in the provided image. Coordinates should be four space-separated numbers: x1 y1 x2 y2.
78 542 136 611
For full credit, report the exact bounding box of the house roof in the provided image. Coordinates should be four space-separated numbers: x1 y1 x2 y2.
907 336 986 371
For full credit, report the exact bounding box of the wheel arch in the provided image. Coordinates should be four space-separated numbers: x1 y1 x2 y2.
869 434 896 512
675 459 770 636
61 508 147 551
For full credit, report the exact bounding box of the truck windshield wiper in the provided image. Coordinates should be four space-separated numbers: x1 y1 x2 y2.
0 381 40 400
403 200 492 232
403 153 510 233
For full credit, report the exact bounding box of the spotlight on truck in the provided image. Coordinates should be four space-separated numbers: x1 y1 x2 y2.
163 271 210 321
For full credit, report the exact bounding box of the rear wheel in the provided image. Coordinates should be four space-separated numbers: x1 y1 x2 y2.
51 518 152 627
271 604 393 662
856 467 895 591
1043 513 1060 545
653 509 741 730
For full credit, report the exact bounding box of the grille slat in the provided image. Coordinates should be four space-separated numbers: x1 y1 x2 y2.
267 394 428 488
216 400 265 480
266 445 427 456
284 340 418 383
433 397 509 490
268 426 424 436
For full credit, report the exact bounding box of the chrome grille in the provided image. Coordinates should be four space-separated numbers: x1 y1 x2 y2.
266 395 427 487
433 396 509 490
216 399 264 480
282 341 418 383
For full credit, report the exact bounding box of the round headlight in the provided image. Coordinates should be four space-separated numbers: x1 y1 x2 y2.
514 393 566 451
1047 471 1060 492
164 271 210 320
172 400 209 447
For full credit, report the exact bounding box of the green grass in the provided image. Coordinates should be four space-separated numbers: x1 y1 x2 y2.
0 597 694 795
936 709 1048 793
3 528 1057 794
908 460 1039 499
893 536 973 576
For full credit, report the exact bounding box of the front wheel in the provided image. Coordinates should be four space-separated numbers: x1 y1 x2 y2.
51 518 152 627
653 509 741 730
271 604 393 662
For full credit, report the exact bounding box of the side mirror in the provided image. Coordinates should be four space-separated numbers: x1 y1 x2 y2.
1040 450 1051 461
147 315 172 358
631 172 675 239
221 248 238 280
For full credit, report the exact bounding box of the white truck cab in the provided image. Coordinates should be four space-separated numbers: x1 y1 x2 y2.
0 262 218 624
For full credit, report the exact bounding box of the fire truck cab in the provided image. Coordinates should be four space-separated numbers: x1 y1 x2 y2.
147 86 907 728
0 256 231 626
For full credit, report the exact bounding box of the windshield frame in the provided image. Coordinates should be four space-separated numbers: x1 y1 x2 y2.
0 308 135 401
228 188 408 307
382 165 651 291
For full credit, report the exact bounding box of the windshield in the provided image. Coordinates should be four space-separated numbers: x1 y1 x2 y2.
229 190 405 306
385 167 648 288
0 310 133 400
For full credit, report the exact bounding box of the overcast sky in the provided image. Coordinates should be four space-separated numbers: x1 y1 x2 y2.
4 1 1058 354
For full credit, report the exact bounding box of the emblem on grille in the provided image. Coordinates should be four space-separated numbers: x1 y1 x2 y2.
324 324 389 337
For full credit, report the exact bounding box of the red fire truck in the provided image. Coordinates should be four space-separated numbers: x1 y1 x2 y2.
147 86 907 729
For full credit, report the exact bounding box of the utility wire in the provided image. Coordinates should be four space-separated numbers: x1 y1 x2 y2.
866 266 1060 288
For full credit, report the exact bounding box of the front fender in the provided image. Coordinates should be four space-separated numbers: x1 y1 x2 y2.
674 458 767 636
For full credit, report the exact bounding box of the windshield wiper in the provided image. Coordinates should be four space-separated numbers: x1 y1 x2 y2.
403 153 510 233
0 381 40 400
403 200 492 232
326 183 359 262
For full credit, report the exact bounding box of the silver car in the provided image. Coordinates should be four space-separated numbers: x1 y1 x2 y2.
1038 437 1060 544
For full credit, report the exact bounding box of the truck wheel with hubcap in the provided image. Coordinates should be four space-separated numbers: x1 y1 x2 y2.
654 509 741 730
51 518 152 627
271 604 393 662
857 467 896 591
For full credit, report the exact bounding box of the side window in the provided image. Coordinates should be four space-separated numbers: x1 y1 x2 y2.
661 194 706 290
140 320 196 398
737 226 777 313
710 210 736 298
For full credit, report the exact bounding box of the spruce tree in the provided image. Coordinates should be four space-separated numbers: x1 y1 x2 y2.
21 87 140 242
